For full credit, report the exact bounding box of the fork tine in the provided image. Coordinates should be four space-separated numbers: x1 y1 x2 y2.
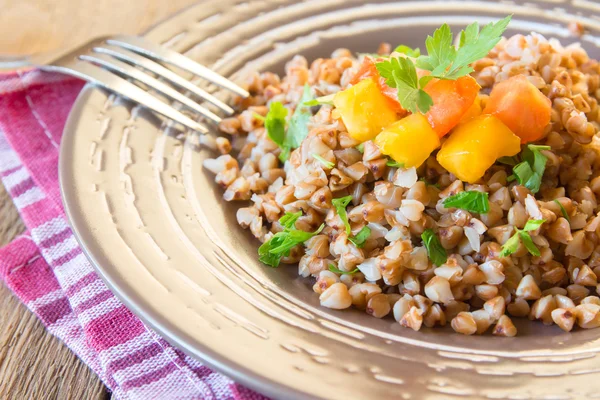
79 53 222 124
106 35 250 98
55 61 208 133
93 45 234 115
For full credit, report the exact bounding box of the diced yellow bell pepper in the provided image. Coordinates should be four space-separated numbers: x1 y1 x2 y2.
374 114 441 168
437 115 521 183
333 78 398 142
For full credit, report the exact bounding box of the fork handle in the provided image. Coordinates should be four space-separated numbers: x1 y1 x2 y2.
0 55 35 71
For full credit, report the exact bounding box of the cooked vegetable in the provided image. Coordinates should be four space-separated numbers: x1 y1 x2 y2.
374 113 440 168
333 78 399 142
443 191 489 213
259 212 324 267
422 229 447 266
423 76 480 137
350 57 406 114
372 16 510 115
459 96 482 123
508 144 550 193
436 114 521 183
499 219 546 257
484 75 552 143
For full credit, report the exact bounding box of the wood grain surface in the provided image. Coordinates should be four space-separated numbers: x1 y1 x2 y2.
0 0 198 398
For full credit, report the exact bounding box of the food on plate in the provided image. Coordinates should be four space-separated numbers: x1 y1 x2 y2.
205 15 600 336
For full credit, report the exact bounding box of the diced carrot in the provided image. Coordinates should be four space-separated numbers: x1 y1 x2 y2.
483 75 552 144
423 76 481 137
350 57 407 115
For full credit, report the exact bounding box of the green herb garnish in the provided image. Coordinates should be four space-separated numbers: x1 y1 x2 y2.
253 112 266 122
497 156 519 166
375 56 433 114
259 212 324 267
443 191 489 213
332 195 353 235
554 199 570 222
356 143 365 153
312 154 335 169
499 219 545 258
264 102 288 150
394 45 421 58
386 159 405 168
421 229 447 266
329 264 360 275
508 144 551 193
348 226 371 248
303 94 335 107
376 16 511 114
264 85 314 162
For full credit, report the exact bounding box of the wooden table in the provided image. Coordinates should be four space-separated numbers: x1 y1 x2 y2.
0 1 199 397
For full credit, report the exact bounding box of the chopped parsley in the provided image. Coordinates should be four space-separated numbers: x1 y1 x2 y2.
258 212 324 267
554 199 570 222
332 196 373 246
348 226 371 248
376 15 511 114
499 219 546 258
329 264 359 275
421 229 447 266
507 144 551 193
394 45 421 58
264 85 314 162
312 154 334 169
303 94 335 106
443 191 489 213
332 195 353 235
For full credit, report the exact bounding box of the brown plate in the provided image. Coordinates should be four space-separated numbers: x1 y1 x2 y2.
60 1 600 398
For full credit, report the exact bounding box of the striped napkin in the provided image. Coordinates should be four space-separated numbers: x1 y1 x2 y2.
0 70 266 400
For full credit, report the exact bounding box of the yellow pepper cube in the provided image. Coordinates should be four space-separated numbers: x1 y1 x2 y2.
374 113 441 168
437 115 521 183
333 78 398 142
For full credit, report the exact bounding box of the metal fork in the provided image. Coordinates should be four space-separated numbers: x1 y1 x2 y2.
7 35 249 133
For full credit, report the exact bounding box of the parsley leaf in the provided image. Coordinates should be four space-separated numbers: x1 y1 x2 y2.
386 159 405 168
443 191 489 213
303 94 335 107
394 45 421 58
312 154 335 169
519 231 540 256
499 219 545 258
376 57 433 114
510 144 550 193
264 102 288 148
499 231 521 258
523 219 545 232
348 226 371 248
258 212 324 267
421 229 447 266
416 16 511 80
253 112 266 122
329 264 359 275
332 195 353 235
554 199 570 222
356 143 365 153
283 85 313 152
279 211 302 229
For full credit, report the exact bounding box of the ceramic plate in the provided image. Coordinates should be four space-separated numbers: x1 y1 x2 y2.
60 1 600 398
